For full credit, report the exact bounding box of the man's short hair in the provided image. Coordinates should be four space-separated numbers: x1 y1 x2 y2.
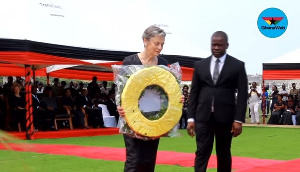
212 31 228 43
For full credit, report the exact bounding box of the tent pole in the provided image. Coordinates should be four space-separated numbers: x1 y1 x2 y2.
262 80 266 124
25 65 34 140
32 66 36 85
47 73 50 86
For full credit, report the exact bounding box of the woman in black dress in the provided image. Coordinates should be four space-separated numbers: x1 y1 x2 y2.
180 85 189 129
268 94 285 124
9 84 26 130
117 25 183 172
270 85 279 112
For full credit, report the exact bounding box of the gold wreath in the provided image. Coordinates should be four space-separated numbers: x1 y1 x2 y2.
121 66 182 137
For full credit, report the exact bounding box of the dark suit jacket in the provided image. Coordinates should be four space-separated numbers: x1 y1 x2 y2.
188 55 248 124
75 95 92 108
105 98 118 117
32 94 47 111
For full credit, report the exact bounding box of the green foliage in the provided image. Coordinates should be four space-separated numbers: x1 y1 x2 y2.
139 85 169 120
147 106 167 120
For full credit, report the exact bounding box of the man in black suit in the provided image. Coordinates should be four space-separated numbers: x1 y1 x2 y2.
32 86 56 131
75 89 105 128
187 31 248 172
105 90 119 123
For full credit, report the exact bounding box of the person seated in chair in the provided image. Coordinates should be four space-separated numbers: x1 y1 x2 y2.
36 82 44 98
294 100 300 125
92 99 108 128
280 95 296 125
268 95 285 125
42 86 58 112
9 84 26 131
105 90 119 124
32 86 56 131
62 88 88 129
76 89 105 128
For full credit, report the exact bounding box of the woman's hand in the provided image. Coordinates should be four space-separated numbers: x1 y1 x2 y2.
117 106 125 117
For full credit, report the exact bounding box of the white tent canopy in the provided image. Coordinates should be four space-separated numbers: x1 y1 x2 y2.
263 47 300 80
266 48 300 63
46 60 117 73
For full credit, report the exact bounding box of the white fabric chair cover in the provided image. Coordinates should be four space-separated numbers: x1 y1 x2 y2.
98 104 117 127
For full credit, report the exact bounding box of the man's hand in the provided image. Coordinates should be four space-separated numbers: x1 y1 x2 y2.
18 107 25 110
117 106 125 117
231 121 242 137
187 122 195 137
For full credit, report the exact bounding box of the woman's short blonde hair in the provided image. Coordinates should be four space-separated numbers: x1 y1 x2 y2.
142 25 166 41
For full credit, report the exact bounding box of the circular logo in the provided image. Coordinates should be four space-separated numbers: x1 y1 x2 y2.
257 8 288 38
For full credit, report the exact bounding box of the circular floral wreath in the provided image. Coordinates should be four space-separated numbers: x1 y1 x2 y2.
121 66 182 137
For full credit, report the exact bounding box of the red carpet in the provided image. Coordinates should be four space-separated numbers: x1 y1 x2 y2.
235 159 300 172
1 143 296 171
8 128 119 140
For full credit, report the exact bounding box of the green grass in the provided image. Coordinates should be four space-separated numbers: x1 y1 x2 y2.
2 126 300 171
232 126 300 160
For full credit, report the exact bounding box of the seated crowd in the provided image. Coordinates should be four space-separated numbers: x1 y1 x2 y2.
268 94 300 125
0 76 119 132
262 83 300 125
2 77 299 131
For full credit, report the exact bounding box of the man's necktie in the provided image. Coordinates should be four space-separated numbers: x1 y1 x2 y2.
213 59 220 85
211 59 220 112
